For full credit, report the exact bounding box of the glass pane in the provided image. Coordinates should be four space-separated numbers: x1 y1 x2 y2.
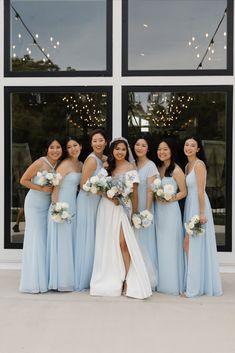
10 0 107 72
127 89 230 248
10 90 109 245
128 0 228 70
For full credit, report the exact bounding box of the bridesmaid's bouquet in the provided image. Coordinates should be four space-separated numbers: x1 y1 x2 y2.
37 170 62 186
51 202 74 223
82 168 110 194
151 177 175 201
132 209 153 229
184 215 205 237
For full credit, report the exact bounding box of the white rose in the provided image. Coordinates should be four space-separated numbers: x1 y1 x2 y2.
90 176 99 184
61 211 69 219
142 218 151 228
51 214 62 223
188 221 195 229
164 193 172 201
163 184 175 195
83 183 90 192
141 210 153 221
53 179 60 186
90 186 98 194
184 223 193 235
191 215 199 223
107 188 116 199
46 173 54 180
38 177 46 185
37 171 42 177
153 178 162 187
98 168 108 178
157 189 163 197
55 203 62 212
132 214 141 229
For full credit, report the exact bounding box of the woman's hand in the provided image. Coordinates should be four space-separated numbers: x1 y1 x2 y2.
41 185 53 193
199 213 207 224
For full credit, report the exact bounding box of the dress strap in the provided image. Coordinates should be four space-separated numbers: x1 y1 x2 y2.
41 157 57 170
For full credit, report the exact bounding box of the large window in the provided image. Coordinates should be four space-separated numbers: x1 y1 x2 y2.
5 0 112 76
4 86 112 248
122 0 233 75
122 86 233 251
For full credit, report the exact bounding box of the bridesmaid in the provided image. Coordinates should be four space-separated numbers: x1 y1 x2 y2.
74 129 108 291
47 136 83 291
19 138 62 293
155 138 186 295
133 136 159 290
183 136 222 297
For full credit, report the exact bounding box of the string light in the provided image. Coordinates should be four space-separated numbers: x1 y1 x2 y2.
196 7 227 70
11 3 55 66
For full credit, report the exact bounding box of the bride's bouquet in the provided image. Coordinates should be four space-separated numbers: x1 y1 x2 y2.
132 209 153 229
184 215 205 237
82 168 110 194
37 170 62 186
151 177 175 201
51 202 74 223
106 173 136 203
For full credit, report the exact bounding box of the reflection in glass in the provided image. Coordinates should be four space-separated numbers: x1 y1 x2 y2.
127 90 228 247
10 90 109 244
128 0 227 70
10 0 107 72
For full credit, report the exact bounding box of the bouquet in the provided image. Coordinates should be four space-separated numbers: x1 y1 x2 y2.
132 209 153 229
151 177 175 201
51 202 74 223
37 170 62 186
83 168 110 194
106 173 136 203
184 215 205 237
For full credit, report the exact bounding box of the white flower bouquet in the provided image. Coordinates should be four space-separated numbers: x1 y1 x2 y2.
106 173 136 203
132 209 153 229
184 215 205 237
51 202 74 223
151 177 175 201
83 168 109 194
37 170 62 186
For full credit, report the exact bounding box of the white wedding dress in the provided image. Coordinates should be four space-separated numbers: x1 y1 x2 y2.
90 170 152 299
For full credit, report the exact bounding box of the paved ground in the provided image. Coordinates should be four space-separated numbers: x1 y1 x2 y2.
0 270 235 353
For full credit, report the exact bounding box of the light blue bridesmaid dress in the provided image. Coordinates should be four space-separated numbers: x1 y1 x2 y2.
74 153 103 291
20 157 55 293
184 161 222 297
46 172 81 291
134 160 159 290
155 176 184 295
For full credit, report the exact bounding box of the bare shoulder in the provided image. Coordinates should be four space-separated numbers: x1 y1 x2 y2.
195 160 206 173
173 164 184 177
126 161 137 172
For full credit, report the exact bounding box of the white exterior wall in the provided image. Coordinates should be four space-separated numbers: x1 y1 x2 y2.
0 0 234 269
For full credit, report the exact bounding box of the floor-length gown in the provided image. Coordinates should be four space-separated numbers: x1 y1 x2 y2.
184 161 222 297
90 170 152 299
47 172 81 291
134 160 158 290
20 157 55 293
155 176 184 295
74 153 103 291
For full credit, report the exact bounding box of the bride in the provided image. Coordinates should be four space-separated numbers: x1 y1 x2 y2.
90 138 152 299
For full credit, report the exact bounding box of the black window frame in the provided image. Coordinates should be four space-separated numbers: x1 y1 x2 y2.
4 85 113 249
122 0 234 76
4 0 113 77
122 85 233 252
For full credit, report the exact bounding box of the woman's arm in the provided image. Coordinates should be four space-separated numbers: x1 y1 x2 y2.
172 166 187 201
131 183 139 213
146 175 155 210
20 159 52 193
80 157 97 187
194 161 207 224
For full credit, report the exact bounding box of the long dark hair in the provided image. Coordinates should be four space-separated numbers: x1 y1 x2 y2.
132 135 154 163
184 136 208 169
62 136 82 160
156 138 176 177
107 139 129 175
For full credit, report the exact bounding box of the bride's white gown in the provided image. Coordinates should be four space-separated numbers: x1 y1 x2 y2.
90 170 152 299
